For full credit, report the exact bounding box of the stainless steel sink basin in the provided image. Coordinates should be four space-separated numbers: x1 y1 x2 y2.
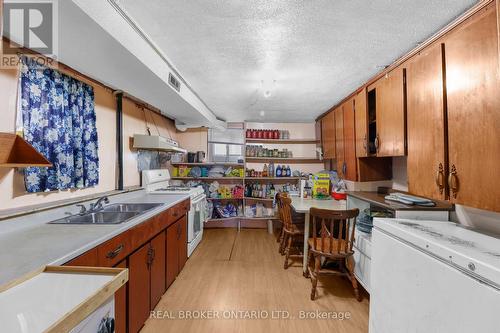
49 211 139 225
100 203 162 213
48 203 162 225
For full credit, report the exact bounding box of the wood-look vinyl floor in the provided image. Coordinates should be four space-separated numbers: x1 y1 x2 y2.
141 228 369 333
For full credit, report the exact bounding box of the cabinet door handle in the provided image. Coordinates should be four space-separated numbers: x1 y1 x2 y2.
374 134 380 153
342 162 347 176
448 164 459 198
435 163 444 194
172 210 179 218
147 245 154 268
363 134 367 152
106 244 124 259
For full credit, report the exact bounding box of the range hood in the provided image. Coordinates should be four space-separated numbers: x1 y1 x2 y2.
132 134 187 154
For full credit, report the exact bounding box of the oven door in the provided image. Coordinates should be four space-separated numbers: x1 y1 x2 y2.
188 194 206 243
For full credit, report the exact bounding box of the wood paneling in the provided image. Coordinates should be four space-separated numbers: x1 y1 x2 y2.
335 107 345 176
354 89 368 158
375 68 406 157
150 232 166 308
128 243 151 333
444 2 500 211
343 99 358 181
321 111 336 159
114 260 127 333
406 43 447 201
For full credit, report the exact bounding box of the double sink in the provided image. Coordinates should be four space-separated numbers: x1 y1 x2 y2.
49 203 162 225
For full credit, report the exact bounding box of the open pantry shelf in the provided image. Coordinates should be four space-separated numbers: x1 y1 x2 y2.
171 177 244 181
207 197 243 201
245 138 318 144
171 162 244 167
245 157 323 164
245 176 305 181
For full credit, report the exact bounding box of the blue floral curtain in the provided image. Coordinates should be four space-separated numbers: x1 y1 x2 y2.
19 57 99 192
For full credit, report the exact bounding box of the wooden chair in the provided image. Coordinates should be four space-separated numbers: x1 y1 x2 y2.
275 192 288 253
280 196 305 269
306 207 361 301
276 193 305 255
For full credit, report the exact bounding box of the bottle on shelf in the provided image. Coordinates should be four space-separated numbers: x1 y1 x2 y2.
268 162 274 178
262 164 268 178
276 165 282 177
286 165 291 177
270 184 276 198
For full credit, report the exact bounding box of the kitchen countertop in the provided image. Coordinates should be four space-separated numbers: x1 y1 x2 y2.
290 196 346 213
346 191 454 212
0 190 190 286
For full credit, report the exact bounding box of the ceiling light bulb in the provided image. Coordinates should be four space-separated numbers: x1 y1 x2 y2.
263 90 272 98
259 110 265 117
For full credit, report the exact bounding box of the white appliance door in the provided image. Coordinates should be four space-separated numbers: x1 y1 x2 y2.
188 195 205 243
370 228 500 333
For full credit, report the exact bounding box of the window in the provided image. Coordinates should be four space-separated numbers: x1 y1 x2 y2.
208 126 244 163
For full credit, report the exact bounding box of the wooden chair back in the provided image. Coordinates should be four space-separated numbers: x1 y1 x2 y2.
278 195 293 231
309 207 359 257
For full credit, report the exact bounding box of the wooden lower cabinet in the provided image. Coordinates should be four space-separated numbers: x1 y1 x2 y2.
64 247 98 266
166 215 188 288
63 201 190 333
166 221 180 288
178 216 188 272
115 260 128 333
150 232 166 308
128 243 151 333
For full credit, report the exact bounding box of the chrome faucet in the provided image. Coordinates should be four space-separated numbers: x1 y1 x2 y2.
75 204 87 215
89 196 110 212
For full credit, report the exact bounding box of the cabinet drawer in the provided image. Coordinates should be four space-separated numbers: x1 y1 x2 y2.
167 200 190 225
130 217 155 250
64 247 99 267
97 232 132 267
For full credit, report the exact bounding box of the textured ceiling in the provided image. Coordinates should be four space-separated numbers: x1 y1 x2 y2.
119 0 476 122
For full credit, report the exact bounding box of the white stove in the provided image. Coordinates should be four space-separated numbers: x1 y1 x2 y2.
142 169 206 257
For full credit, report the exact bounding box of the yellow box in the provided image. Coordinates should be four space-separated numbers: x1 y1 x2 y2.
312 173 330 198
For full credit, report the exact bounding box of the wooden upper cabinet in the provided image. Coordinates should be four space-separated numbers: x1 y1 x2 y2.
406 43 447 201
343 99 358 181
372 67 406 157
321 111 336 159
444 2 500 211
354 89 368 158
335 107 345 177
